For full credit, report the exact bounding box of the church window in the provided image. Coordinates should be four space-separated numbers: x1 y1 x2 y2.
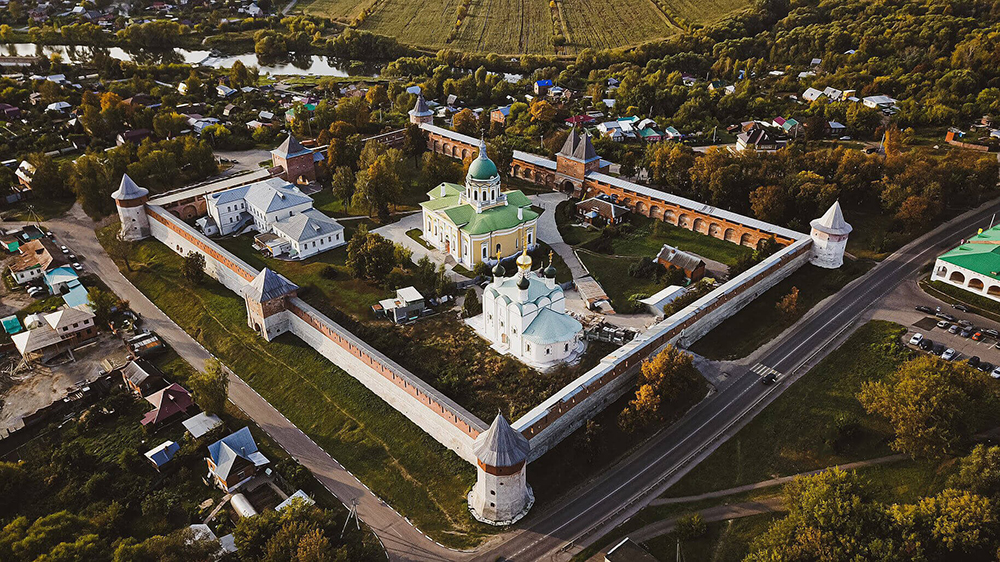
526 343 530 351
490 502 495 508
528 232 533 245
496 243 502 255
490 490 495 495
546 348 550 355
565 343 569 351
474 191 478 201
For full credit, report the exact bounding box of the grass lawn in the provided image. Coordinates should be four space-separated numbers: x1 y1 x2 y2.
405 228 433 250
577 250 667 311
607 214 752 266
97 225 496 548
670 320 911 497
689 259 872 360
924 279 1000 323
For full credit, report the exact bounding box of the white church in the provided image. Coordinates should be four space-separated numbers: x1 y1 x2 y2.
471 246 584 369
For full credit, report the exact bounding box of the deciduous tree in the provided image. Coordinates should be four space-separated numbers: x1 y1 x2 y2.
188 359 229 415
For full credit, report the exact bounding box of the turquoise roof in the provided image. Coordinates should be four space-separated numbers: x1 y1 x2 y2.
421 186 537 235
468 153 498 180
522 307 582 345
939 226 1000 280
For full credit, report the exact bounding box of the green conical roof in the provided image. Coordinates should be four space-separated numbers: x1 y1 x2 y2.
467 137 498 180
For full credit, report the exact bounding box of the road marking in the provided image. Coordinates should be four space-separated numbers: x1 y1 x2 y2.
749 363 781 378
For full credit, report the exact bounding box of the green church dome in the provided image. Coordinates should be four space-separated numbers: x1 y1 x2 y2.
468 137 498 180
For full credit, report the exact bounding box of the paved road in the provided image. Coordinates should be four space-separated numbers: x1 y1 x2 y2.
10 206 457 562
465 198 1000 562
530 192 588 279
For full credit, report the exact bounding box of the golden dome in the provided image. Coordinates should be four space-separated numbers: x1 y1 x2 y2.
516 246 532 272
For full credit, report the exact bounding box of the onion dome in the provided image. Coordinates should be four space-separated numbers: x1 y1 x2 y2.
492 259 506 278
467 137 498 180
543 251 557 279
516 245 532 273
516 274 530 290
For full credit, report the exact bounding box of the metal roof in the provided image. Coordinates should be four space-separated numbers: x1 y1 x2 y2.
111 173 148 200
473 413 530 467
810 201 852 235
240 268 298 303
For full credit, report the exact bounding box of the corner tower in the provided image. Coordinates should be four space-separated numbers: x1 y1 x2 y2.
241 268 298 341
112 174 150 241
468 413 533 525
810 201 852 269
408 94 433 125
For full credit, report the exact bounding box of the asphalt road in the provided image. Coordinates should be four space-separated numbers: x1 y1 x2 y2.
468 199 1000 562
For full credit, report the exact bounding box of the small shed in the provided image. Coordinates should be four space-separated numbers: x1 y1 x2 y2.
1 315 22 335
144 440 180 470
183 412 224 439
374 286 424 324
656 244 706 280
231 493 258 518
639 285 686 315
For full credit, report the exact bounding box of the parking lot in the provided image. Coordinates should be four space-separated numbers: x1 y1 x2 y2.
903 312 1000 373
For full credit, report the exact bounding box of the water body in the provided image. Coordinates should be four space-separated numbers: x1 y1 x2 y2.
2 43 379 77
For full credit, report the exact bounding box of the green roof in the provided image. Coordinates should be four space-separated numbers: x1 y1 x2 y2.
939 226 1000 279
422 186 537 235
522 307 582 345
468 155 498 180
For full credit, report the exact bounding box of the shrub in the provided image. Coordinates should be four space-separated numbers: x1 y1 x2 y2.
676 513 707 540
320 265 338 279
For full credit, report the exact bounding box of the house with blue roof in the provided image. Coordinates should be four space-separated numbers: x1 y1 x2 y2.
534 79 553 96
145 440 180 470
206 427 270 492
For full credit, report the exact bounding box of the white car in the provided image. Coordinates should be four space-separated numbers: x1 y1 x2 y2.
942 348 957 361
992 366 1000 379
909 333 923 345
60 245 69 254
72 262 83 271
936 320 950 329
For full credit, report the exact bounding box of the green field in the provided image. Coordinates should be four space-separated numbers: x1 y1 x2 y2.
298 0 748 53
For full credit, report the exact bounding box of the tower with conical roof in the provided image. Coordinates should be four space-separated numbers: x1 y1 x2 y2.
468 413 533 525
112 173 150 241
809 201 852 269
408 93 433 125
240 268 299 341
271 135 320 184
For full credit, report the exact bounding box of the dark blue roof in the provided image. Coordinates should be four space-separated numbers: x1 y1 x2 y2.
536 79 553 87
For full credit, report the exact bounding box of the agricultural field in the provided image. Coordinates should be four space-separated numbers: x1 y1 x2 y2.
297 0 748 53
561 0 673 51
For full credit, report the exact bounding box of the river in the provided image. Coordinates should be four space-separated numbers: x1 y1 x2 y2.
2 43 379 77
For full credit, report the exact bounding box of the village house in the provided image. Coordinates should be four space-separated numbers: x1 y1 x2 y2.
656 244 707 280
490 105 511 125
141 383 195 426
8 238 67 284
145 441 180 471
736 125 781 152
576 196 630 226
11 306 97 362
206 427 271 492
533 79 553 96
374 286 425 324
121 358 168 397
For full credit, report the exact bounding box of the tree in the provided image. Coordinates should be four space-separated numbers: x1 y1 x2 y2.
68 154 114 218
620 345 699 430
25 153 66 199
228 60 258 90
87 288 119 328
152 112 188 140
529 99 557 122
182 251 206 285
776 286 799 319
188 359 229 415
346 226 396 281
336 95 370 129
365 84 389 109
112 527 218 562
889 489 996 560
948 445 1000 499
462 287 481 318
859 355 996 459
749 184 787 224
331 166 355 203
452 108 478 135
403 123 425 166
105 229 135 271
352 153 402 222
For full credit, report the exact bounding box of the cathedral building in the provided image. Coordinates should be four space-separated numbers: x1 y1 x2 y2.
420 138 538 267
475 247 584 369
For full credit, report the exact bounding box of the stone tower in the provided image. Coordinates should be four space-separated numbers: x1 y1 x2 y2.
555 127 600 195
240 268 298 341
408 94 433 125
111 174 150 241
468 413 533 525
271 135 318 184
810 201 852 269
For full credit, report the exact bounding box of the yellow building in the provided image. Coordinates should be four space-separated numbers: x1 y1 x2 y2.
420 138 538 267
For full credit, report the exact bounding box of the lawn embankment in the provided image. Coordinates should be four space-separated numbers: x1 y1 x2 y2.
671 320 911 497
689 259 872 360
97 225 493 548
923 279 1000 323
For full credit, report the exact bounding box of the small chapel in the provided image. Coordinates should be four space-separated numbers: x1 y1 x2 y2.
472 245 584 369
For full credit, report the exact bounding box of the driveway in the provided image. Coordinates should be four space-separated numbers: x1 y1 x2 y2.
215 148 273 173
370 212 469 281
530 192 588 279
12 204 463 562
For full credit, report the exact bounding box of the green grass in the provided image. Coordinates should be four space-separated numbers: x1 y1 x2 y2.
689 259 872 360
577 250 667 311
1 196 75 221
670 320 911 497
97 225 495 548
608 214 752 266
405 228 433 250
561 0 675 50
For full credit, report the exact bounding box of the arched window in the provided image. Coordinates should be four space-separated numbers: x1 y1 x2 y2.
527 232 533 245
474 191 478 201
496 243 501 255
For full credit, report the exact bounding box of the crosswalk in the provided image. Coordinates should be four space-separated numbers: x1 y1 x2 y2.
750 363 782 379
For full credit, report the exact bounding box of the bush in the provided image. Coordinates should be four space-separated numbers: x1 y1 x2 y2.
676 513 707 540
320 265 338 279
628 256 664 279
462 287 482 318
627 293 649 314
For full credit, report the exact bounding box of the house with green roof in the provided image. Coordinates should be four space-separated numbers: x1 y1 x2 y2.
932 224 1000 300
420 138 538 267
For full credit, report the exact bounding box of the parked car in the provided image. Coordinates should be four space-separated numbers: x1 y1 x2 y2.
59 245 69 254
936 312 957 322
942 348 957 361
969 356 981 368
909 333 924 346
955 304 970 312
948 324 960 334
973 331 984 341
932 343 946 355
986 329 1000 338
961 327 974 338
979 362 995 374
71 262 83 271
919 338 934 351
27 286 46 298
959 320 974 327
991 366 1000 379
937 320 951 329
915 305 934 314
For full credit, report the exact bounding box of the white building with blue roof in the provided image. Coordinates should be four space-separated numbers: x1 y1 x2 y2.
206 426 270 492
474 247 584 369
205 177 344 259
